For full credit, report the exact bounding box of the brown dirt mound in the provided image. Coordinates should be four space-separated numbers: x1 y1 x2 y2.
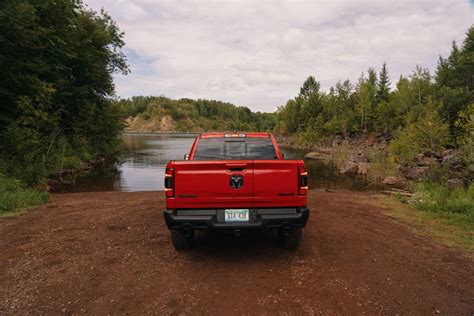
125 115 176 132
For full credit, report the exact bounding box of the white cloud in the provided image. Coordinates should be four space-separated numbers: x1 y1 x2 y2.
85 0 473 112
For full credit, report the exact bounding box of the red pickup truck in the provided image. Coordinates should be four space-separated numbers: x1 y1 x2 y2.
163 132 309 250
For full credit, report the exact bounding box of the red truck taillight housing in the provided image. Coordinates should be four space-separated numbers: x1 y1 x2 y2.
298 166 308 196
165 168 174 197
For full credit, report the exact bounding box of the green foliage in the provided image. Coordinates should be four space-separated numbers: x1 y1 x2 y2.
276 62 415 141
458 105 474 182
413 182 474 218
118 96 275 132
0 173 49 213
436 27 474 142
274 26 473 156
276 99 301 135
417 104 451 151
409 181 473 246
375 62 391 104
299 76 320 100
0 0 128 184
355 68 377 132
389 124 420 164
389 102 450 164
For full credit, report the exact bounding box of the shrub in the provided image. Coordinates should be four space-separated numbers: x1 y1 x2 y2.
366 148 398 183
332 143 351 168
389 102 450 165
389 124 421 164
0 173 49 213
458 105 474 183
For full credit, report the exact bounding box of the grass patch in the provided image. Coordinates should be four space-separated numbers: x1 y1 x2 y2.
0 173 49 216
411 182 474 217
372 187 474 258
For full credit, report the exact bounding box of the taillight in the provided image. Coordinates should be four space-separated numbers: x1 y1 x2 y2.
298 166 308 196
165 168 174 197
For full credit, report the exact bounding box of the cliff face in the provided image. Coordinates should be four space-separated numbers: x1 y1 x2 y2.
125 115 177 132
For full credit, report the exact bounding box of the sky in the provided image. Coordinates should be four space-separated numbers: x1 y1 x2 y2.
84 0 474 112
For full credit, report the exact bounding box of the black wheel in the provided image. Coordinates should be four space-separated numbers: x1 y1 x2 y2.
171 229 194 250
278 227 302 250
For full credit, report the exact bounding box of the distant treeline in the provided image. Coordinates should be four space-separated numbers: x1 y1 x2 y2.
117 96 275 132
0 0 128 185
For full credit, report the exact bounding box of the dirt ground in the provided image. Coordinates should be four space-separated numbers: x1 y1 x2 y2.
0 190 473 315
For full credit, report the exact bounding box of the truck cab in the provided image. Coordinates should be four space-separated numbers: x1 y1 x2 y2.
163 132 309 250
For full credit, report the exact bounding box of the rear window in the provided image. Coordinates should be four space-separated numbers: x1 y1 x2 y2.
193 137 277 160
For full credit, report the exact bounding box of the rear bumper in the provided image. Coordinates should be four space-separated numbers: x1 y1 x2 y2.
163 207 309 230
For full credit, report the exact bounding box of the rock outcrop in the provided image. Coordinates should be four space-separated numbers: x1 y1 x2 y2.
304 151 330 160
405 167 429 180
383 176 405 186
357 162 371 176
340 161 359 175
447 178 463 191
296 135 467 189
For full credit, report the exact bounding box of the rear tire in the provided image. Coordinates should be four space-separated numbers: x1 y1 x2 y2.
278 227 302 250
171 230 193 250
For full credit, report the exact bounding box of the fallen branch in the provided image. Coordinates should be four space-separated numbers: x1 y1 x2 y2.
381 190 414 197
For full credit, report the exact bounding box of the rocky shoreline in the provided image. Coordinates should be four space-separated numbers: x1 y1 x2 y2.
277 135 466 191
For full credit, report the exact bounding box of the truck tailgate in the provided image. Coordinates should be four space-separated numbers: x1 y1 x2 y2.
170 160 306 209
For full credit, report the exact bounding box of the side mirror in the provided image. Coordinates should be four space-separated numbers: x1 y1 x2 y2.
184 154 190 160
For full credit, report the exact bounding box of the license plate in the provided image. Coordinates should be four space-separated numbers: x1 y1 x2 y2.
224 209 249 222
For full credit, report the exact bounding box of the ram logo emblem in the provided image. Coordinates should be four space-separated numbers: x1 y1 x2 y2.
230 175 243 189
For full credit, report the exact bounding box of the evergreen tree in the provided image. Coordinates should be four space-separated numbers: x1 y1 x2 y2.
299 76 320 100
299 76 323 129
436 27 474 141
376 62 391 104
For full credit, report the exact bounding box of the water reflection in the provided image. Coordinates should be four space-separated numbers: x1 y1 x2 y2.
280 148 372 191
118 134 196 191
73 133 376 192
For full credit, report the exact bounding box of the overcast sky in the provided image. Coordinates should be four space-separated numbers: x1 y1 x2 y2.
85 0 473 112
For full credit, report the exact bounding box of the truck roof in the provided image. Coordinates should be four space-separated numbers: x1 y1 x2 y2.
200 132 270 138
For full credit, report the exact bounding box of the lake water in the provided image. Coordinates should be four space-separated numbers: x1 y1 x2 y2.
73 133 373 192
